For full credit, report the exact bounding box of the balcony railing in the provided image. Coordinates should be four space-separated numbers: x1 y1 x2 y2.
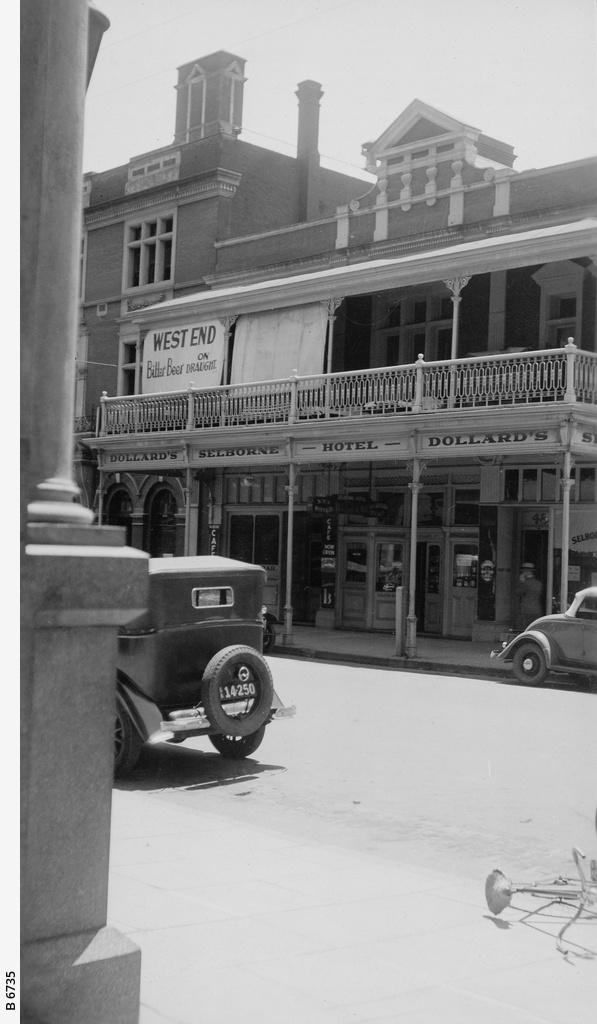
97 343 597 437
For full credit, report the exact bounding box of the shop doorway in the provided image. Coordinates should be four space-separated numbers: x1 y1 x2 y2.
144 487 177 557
105 487 132 546
283 512 324 624
415 540 443 633
447 541 478 637
228 512 281 612
339 533 406 631
520 528 549 615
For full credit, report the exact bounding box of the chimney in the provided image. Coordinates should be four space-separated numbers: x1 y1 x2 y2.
174 50 246 143
296 80 323 222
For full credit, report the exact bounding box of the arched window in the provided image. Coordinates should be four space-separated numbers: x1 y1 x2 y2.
105 488 133 546
144 487 177 557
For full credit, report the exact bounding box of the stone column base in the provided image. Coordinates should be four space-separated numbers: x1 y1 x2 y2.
22 927 141 1024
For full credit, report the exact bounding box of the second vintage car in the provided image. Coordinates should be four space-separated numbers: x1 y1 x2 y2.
114 555 295 775
491 585 597 685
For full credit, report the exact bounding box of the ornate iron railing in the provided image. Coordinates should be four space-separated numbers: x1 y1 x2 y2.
97 343 596 437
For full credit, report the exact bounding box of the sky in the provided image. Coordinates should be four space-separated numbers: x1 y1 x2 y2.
83 0 597 178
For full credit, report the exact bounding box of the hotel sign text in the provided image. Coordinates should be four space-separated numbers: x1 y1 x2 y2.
424 430 553 448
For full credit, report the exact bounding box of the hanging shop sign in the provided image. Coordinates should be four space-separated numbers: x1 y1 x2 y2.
142 320 225 394
320 513 337 609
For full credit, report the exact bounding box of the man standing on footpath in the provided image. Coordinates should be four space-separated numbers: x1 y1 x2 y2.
514 562 544 630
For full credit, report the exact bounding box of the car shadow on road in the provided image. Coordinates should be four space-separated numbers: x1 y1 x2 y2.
494 674 596 694
114 739 286 793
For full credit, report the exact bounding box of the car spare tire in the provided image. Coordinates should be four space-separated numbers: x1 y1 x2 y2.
201 645 274 737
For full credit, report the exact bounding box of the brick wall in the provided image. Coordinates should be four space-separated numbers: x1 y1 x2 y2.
85 222 124 300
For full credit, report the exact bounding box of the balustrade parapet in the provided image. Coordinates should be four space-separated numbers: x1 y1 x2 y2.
95 345 596 437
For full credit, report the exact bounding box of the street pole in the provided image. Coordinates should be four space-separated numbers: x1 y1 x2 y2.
406 459 423 658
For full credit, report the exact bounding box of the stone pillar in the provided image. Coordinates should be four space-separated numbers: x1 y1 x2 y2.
21 3 147 1021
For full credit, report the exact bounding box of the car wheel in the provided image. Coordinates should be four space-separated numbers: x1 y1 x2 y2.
201 645 274 737
114 699 142 777
209 724 267 759
512 642 548 685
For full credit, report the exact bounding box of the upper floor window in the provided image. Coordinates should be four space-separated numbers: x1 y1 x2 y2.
373 291 452 366
532 261 585 348
125 214 174 289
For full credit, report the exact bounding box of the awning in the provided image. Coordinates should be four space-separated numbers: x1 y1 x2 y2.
230 303 328 383
129 217 597 327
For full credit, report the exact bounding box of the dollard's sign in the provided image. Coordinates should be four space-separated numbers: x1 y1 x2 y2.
142 320 225 394
424 429 555 449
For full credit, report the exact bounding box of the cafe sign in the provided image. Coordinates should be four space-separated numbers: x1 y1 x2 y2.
142 320 225 394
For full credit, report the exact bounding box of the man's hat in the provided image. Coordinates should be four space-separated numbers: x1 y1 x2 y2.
521 562 535 569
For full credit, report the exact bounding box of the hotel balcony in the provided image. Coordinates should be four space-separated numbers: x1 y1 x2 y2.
96 344 597 439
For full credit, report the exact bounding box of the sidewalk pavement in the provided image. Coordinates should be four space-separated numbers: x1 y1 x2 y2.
273 625 506 679
108 790 596 1024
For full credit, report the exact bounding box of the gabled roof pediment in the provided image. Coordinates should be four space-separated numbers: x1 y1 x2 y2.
362 99 515 171
366 99 479 155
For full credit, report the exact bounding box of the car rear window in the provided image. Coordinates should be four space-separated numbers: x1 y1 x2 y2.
191 587 234 609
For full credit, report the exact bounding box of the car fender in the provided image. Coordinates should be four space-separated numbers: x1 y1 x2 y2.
117 673 162 742
501 630 552 667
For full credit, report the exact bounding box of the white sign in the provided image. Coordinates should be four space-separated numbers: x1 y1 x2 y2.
554 507 597 554
142 320 225 394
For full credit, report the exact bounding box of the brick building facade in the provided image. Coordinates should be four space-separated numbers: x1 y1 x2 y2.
81 50 597 649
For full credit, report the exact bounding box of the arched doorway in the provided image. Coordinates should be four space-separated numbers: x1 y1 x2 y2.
105 487 133 546
144 487 177 557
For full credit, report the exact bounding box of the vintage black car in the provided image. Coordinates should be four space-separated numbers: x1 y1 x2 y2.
491 586 597 685
114 555 294 775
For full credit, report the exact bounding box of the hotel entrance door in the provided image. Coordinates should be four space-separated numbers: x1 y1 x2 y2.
340 533 406 631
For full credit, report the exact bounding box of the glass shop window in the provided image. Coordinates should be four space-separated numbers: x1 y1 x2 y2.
504 469 519 501
541 468 557 502
453 489 479 525
229 514 280 567
578 467 595 502
452 545 478 588
522 469 538 502
417 491 444 526
374 491 405 527
345 544 367 584
375 543 403 592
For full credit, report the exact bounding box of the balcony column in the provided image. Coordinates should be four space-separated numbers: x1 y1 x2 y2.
282 460 298 644
444 276 471 361
97 464 105 524
325 297 343 375
220 315 238 385
444 276 471 409
183 460 192 555
405 459 424 658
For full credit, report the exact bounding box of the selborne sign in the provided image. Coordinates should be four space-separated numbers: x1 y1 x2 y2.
142 320 225 394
